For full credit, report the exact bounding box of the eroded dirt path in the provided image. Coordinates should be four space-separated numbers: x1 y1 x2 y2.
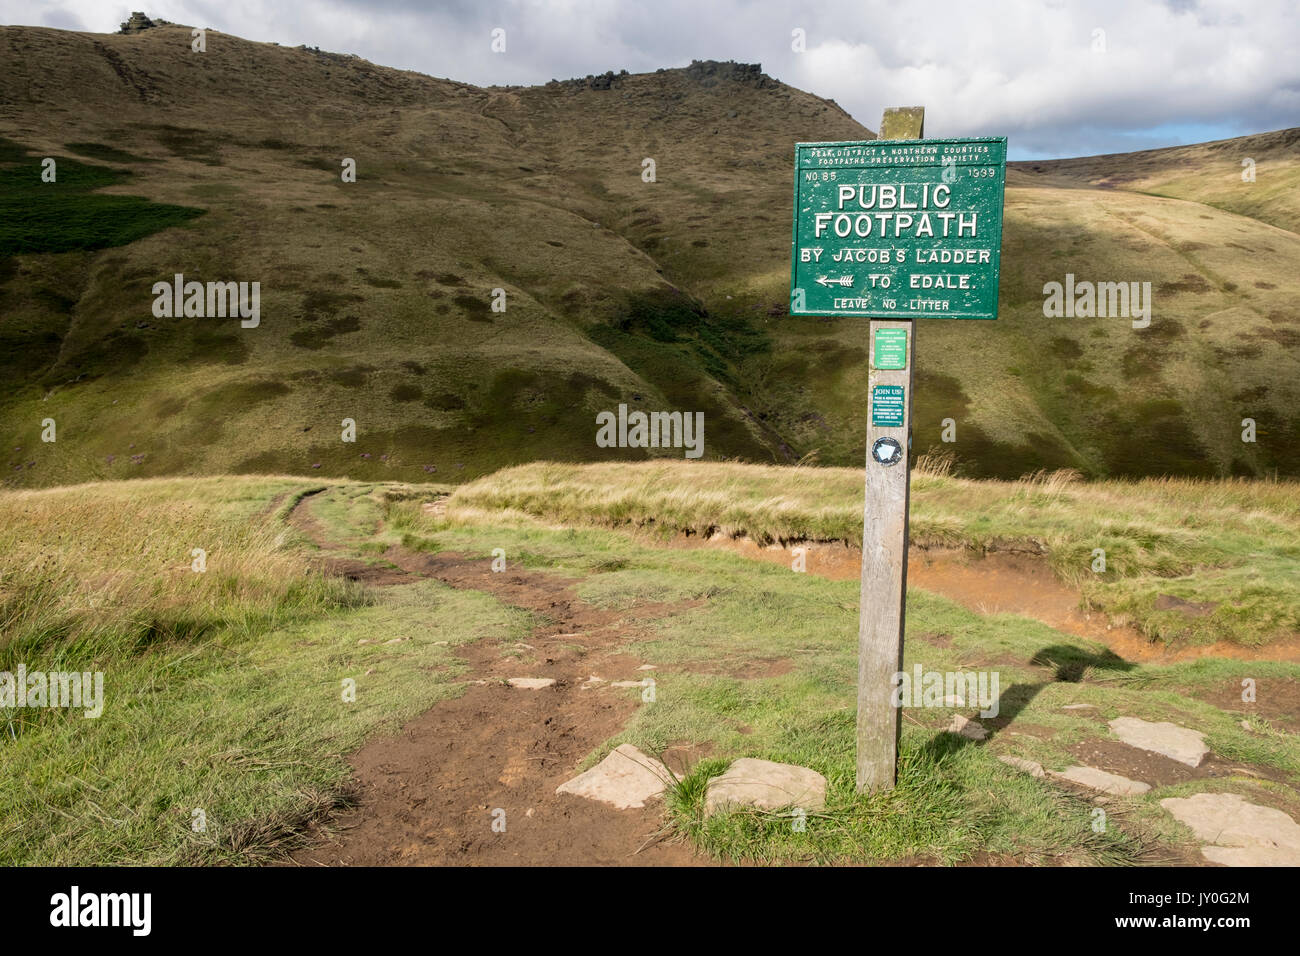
285 492 702 866
668 534 1300 664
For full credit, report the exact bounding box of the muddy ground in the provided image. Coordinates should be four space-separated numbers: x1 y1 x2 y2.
286 495 702 866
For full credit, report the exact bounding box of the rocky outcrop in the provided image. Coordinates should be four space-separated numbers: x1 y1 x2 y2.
119 12 170 34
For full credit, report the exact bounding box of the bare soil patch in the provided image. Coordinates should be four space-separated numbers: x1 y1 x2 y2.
667 533 1300 664
285 495 705 866
1190 677 1300 734
1065 738 1298 796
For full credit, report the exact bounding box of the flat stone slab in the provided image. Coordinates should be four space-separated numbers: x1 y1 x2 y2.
506 677 555 690
948 714 987 740
1049 765 1151 795
611 679 652 688
555 744 675 810
704 758 826 816
998 756 1045 777
1160 793 1300 866
1109 717 1208 766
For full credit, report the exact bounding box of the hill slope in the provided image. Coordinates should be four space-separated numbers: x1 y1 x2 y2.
1 23 1297 485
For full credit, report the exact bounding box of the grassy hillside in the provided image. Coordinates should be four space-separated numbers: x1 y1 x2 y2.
1021 127 1300 235
1 24 1298 485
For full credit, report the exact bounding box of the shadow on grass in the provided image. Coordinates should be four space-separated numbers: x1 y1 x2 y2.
921 643 1138 758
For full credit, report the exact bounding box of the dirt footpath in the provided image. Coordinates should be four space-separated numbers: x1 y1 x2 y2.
286 496 702 866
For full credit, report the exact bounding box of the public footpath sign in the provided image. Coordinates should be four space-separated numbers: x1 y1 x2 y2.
790 136 1007 319
791 110 1007 793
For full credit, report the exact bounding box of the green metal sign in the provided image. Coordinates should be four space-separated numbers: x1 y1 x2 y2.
790 137 1007 319
873 328 908 370
871 385 906 427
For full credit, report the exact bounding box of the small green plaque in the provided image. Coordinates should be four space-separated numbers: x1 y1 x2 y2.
871 385 905 428
874 328 908 370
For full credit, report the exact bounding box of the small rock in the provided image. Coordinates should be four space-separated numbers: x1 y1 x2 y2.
637 664 657 671
507 677 555 690
1049 766 1150 795
580 675 605 688
1160 793 1300 866
611 679 652 688
704 758 827 816
948 714 987 741
998 756 1045 777
1109 716 1209 767
381 637 406 645
556 744 675 809
1062 704 1095 711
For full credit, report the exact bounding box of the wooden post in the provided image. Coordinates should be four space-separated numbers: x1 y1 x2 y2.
856 107 924 793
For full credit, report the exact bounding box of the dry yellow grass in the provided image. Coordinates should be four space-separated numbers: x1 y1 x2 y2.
0 476 356 662
448 460 1300 646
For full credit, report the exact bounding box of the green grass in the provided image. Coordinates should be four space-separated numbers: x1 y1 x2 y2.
4 475 1297 865
448 460 1300 647
0 477 358 669
0 477 531 864
2 43 1299 489
397 499 1300 864
0 139 203 256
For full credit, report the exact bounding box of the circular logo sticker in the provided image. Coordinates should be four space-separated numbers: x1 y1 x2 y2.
871 436 903 467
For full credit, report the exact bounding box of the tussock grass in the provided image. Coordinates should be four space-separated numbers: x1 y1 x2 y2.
449 461 1300 647
0 477 361 670
0 477 531 864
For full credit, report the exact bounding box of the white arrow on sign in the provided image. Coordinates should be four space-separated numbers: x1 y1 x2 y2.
815 275 855 288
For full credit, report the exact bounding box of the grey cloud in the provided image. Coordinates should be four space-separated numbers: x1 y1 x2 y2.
7 0 1298 158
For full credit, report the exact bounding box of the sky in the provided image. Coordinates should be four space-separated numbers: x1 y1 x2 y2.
5 0 1298 160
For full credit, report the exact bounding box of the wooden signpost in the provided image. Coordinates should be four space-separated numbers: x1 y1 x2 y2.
789 109 1007 792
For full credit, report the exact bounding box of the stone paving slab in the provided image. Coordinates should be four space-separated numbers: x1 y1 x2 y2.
555 744 675 810
704 758 827 817
1109 717 1208 767
1160 792 1300 866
